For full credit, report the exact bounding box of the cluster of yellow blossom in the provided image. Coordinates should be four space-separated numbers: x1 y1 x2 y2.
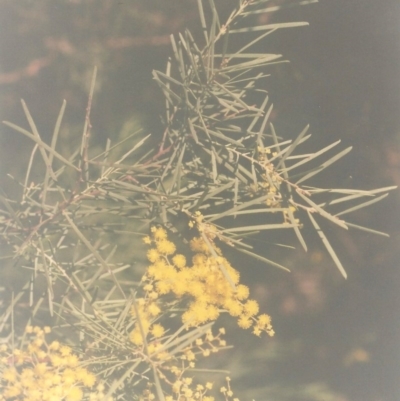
140 374 241 401
173 327 226 368
168 378 215 401
129 296 166 347
245 146 283 208
140 379 215 401
142 226 274 337
220 377 239 401
138 328 227 401
0 326 110 401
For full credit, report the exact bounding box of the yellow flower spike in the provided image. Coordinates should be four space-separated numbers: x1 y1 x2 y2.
224 299 242 317
183 378 193 385
185 350 196 361
172 279 187 297
150 323 165 338
253 327 262 336
67 354 79 368
50 354 63 367
60 345 72 356
172 380 182 393
82 371 96 387
153 227 168 240
63 368 77 385
258 313 271 325
237 316 252 329
156 239 176 255
33 337 44 347
243 299 259 316
147 302 161 316
147 343 156 354
172 254 186 269
205 330 214 341
65 386 83 401
170 366 180 375
192 253 207 266
190 237 210 254
34 362 47 376
156 280 171 295
205 304 219 320
147 248 160 263
235 284 249 301
49 341 60 351
52 373 62 385
4 386 21 398
2 367 18 382
129 328 144 345
143 236 152 244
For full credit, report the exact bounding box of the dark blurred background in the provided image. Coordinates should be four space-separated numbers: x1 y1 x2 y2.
0 1 399 400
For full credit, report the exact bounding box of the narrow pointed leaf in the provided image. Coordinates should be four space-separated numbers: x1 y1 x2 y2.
307 211 347 279
296 146 353 184
196 0 208 43
229 22 309 33
327 186 397 206
335 193 389 217
2 121 79 171
346 222 390 237
236 247 290 272
276 124 309 169
287 206 307 251
221 223 297 233
284 140 341 172
296 190 348 229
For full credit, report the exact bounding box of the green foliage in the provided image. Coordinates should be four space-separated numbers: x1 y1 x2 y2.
0 1 395 400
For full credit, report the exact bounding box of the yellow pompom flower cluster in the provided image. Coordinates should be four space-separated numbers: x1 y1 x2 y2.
0 326 109 401
142 226 274 337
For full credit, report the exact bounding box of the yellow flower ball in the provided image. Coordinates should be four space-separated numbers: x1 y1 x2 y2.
150 324 165 338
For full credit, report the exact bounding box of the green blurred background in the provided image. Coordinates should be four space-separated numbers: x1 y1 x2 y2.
0 1 399 400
